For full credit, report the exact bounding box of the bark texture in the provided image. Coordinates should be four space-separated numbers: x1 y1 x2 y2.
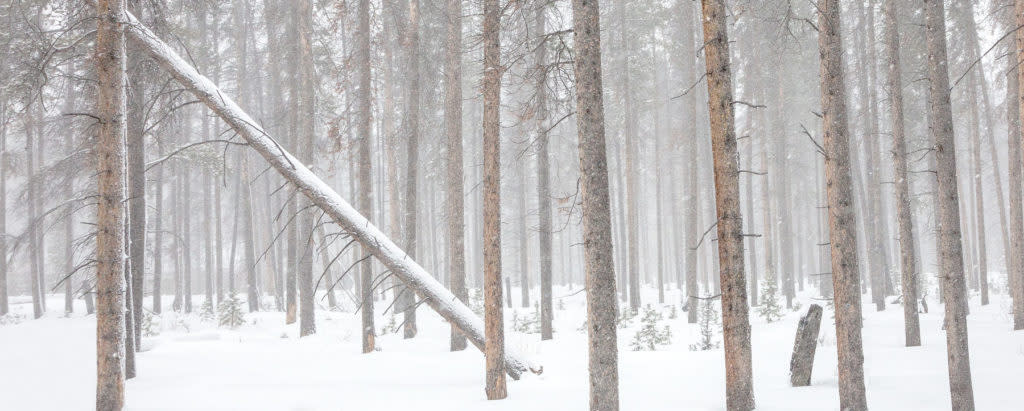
572 0 620 409
818 1 868 408
357 0 375 352
925 0 975 408
882 0 920 347
789 304 823 387
1013 0 1024 330
95 0 127 407
534 2 553 341
699 1 754 408
444 0 467 352
482 0 507 400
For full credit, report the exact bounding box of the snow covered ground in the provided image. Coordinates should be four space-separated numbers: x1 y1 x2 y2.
2 283 1023 410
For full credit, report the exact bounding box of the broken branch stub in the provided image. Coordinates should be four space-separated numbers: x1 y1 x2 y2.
790 304 823 387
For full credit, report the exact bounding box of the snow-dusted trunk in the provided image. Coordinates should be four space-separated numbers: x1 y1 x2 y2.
296 0 316 337
924 0 976 408
962 3 1009 275
818 0 868 408
95 0 127 406
616 0 640 313
0 100 6 316
62 56 76 316
534 2 553 341
444 0 468 352
26 103 42 319
966 75 988 305
482 0 508 399
699 1 754 408
119 4 538 380
570 0 620 408
882 0 920 347
400 0 421 339
680 0 700 322
357 0 375 352
126 0 146 348
1012 2 1024 331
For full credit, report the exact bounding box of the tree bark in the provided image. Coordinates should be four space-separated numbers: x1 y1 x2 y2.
1010 2 1024 330
882 0 920 347
296 0 316 337
617 0 641 313
571 0 620 408
681 0 700 323
482 0 507 397
95 0 127 406
818 1 868 408
699 1 754 408
356 0 375 352
126 0 146 347
400 0 421 339
925 0 976 408
534 2 553 341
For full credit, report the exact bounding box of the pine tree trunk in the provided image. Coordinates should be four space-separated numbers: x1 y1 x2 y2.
681 0 700 323
296 0 316 337
882 0 920 347
571 0 620 408
95 0 127 406
1010 2 1024 331
966 75 989 305
126 0 146 348
0 100 6 316
400 0 421 339
482 0 507 399
356 0 375 352
617 0 641 314
63 57 76 316
699 1 754 408
153 147 164 313
818 1 868 408
533 2 553 341
26 103 42 319
925 0 976 408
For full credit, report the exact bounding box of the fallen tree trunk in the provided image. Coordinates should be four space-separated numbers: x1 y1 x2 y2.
119 9 538 379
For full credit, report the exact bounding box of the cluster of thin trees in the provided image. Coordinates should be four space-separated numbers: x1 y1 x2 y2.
2 0 1024 409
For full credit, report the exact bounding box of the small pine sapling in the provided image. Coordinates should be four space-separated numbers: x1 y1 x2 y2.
199 299 216 322
689 296 721 351
218 292 246 329
630 305 672 351
758 272 784 323
141 311 161 337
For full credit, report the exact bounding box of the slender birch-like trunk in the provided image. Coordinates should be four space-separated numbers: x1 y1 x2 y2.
882 0 920 347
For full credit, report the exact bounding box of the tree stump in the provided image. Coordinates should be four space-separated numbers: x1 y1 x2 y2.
790 304 823 387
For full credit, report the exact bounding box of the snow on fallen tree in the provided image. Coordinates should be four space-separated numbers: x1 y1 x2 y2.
119 9 539 379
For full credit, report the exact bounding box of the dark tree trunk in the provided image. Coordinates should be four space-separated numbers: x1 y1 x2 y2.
818 0 868 408
925 0 975 407
699 0 754 408
571 0 620 408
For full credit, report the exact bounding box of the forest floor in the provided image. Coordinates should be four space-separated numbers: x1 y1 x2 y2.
2 281 1023 410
